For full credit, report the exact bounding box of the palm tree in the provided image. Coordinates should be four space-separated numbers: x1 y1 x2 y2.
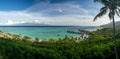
93 0 120 59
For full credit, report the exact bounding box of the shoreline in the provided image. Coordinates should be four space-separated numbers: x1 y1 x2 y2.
0 26 97 42
0 30 89 43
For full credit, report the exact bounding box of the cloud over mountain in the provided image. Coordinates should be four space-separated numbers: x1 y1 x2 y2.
0 0 115 26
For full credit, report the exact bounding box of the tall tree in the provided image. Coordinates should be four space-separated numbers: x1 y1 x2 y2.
93 0 120 59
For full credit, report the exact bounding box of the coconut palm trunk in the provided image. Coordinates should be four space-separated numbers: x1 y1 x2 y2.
112 9 118 59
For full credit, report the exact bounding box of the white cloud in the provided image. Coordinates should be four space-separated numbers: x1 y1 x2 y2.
0 10 113 26
6 20 15 25
0 11 34 25
0 1 119 26
56 8 63 13
6 20 25 25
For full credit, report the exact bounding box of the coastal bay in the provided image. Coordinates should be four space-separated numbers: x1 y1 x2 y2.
0 26 98 40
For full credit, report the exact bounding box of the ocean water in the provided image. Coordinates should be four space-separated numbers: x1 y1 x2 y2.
0 26 99 40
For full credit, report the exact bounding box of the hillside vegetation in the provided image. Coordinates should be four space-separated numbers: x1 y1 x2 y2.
101 21 120 28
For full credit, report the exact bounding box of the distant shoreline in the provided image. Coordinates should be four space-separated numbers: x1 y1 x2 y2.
0 26 98 27
0 26 99 39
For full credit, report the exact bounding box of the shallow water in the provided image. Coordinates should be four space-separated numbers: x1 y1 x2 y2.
0 26 99 40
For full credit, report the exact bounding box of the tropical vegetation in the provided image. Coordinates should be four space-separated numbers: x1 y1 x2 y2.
0 28 120 59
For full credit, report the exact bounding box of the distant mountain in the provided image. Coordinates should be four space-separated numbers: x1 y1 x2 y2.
0 23 77 27
1 23 52 26
101 21 120 28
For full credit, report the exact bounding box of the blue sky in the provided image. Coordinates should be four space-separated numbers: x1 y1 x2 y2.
0 0 115 26
0 0 34 11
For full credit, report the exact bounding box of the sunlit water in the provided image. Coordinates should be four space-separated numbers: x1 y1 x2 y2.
0 26 99 40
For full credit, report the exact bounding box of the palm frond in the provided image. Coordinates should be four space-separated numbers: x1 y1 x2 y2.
115 9 120 17
108 12 113 20
118 9 120 13
116 0 120 6
94 0 108 5
93 0 120 21
93 7 108 21
94 0 106 2
100 7 108 12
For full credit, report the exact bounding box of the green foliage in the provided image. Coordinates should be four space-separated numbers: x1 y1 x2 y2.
12 34 22 40
0 37 118 59
7 33 12 35
23 36 32 42
0 28 120 59
0 29 3 33
48 39 55 42
34 37 40 42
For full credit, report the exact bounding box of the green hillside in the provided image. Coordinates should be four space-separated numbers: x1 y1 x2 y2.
0 28 120 59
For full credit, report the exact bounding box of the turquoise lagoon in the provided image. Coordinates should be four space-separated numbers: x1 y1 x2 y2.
0 26 98 40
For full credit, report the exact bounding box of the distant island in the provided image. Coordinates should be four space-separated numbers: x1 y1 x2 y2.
0 23 51 27
101 21 120 28
0 23 95 27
